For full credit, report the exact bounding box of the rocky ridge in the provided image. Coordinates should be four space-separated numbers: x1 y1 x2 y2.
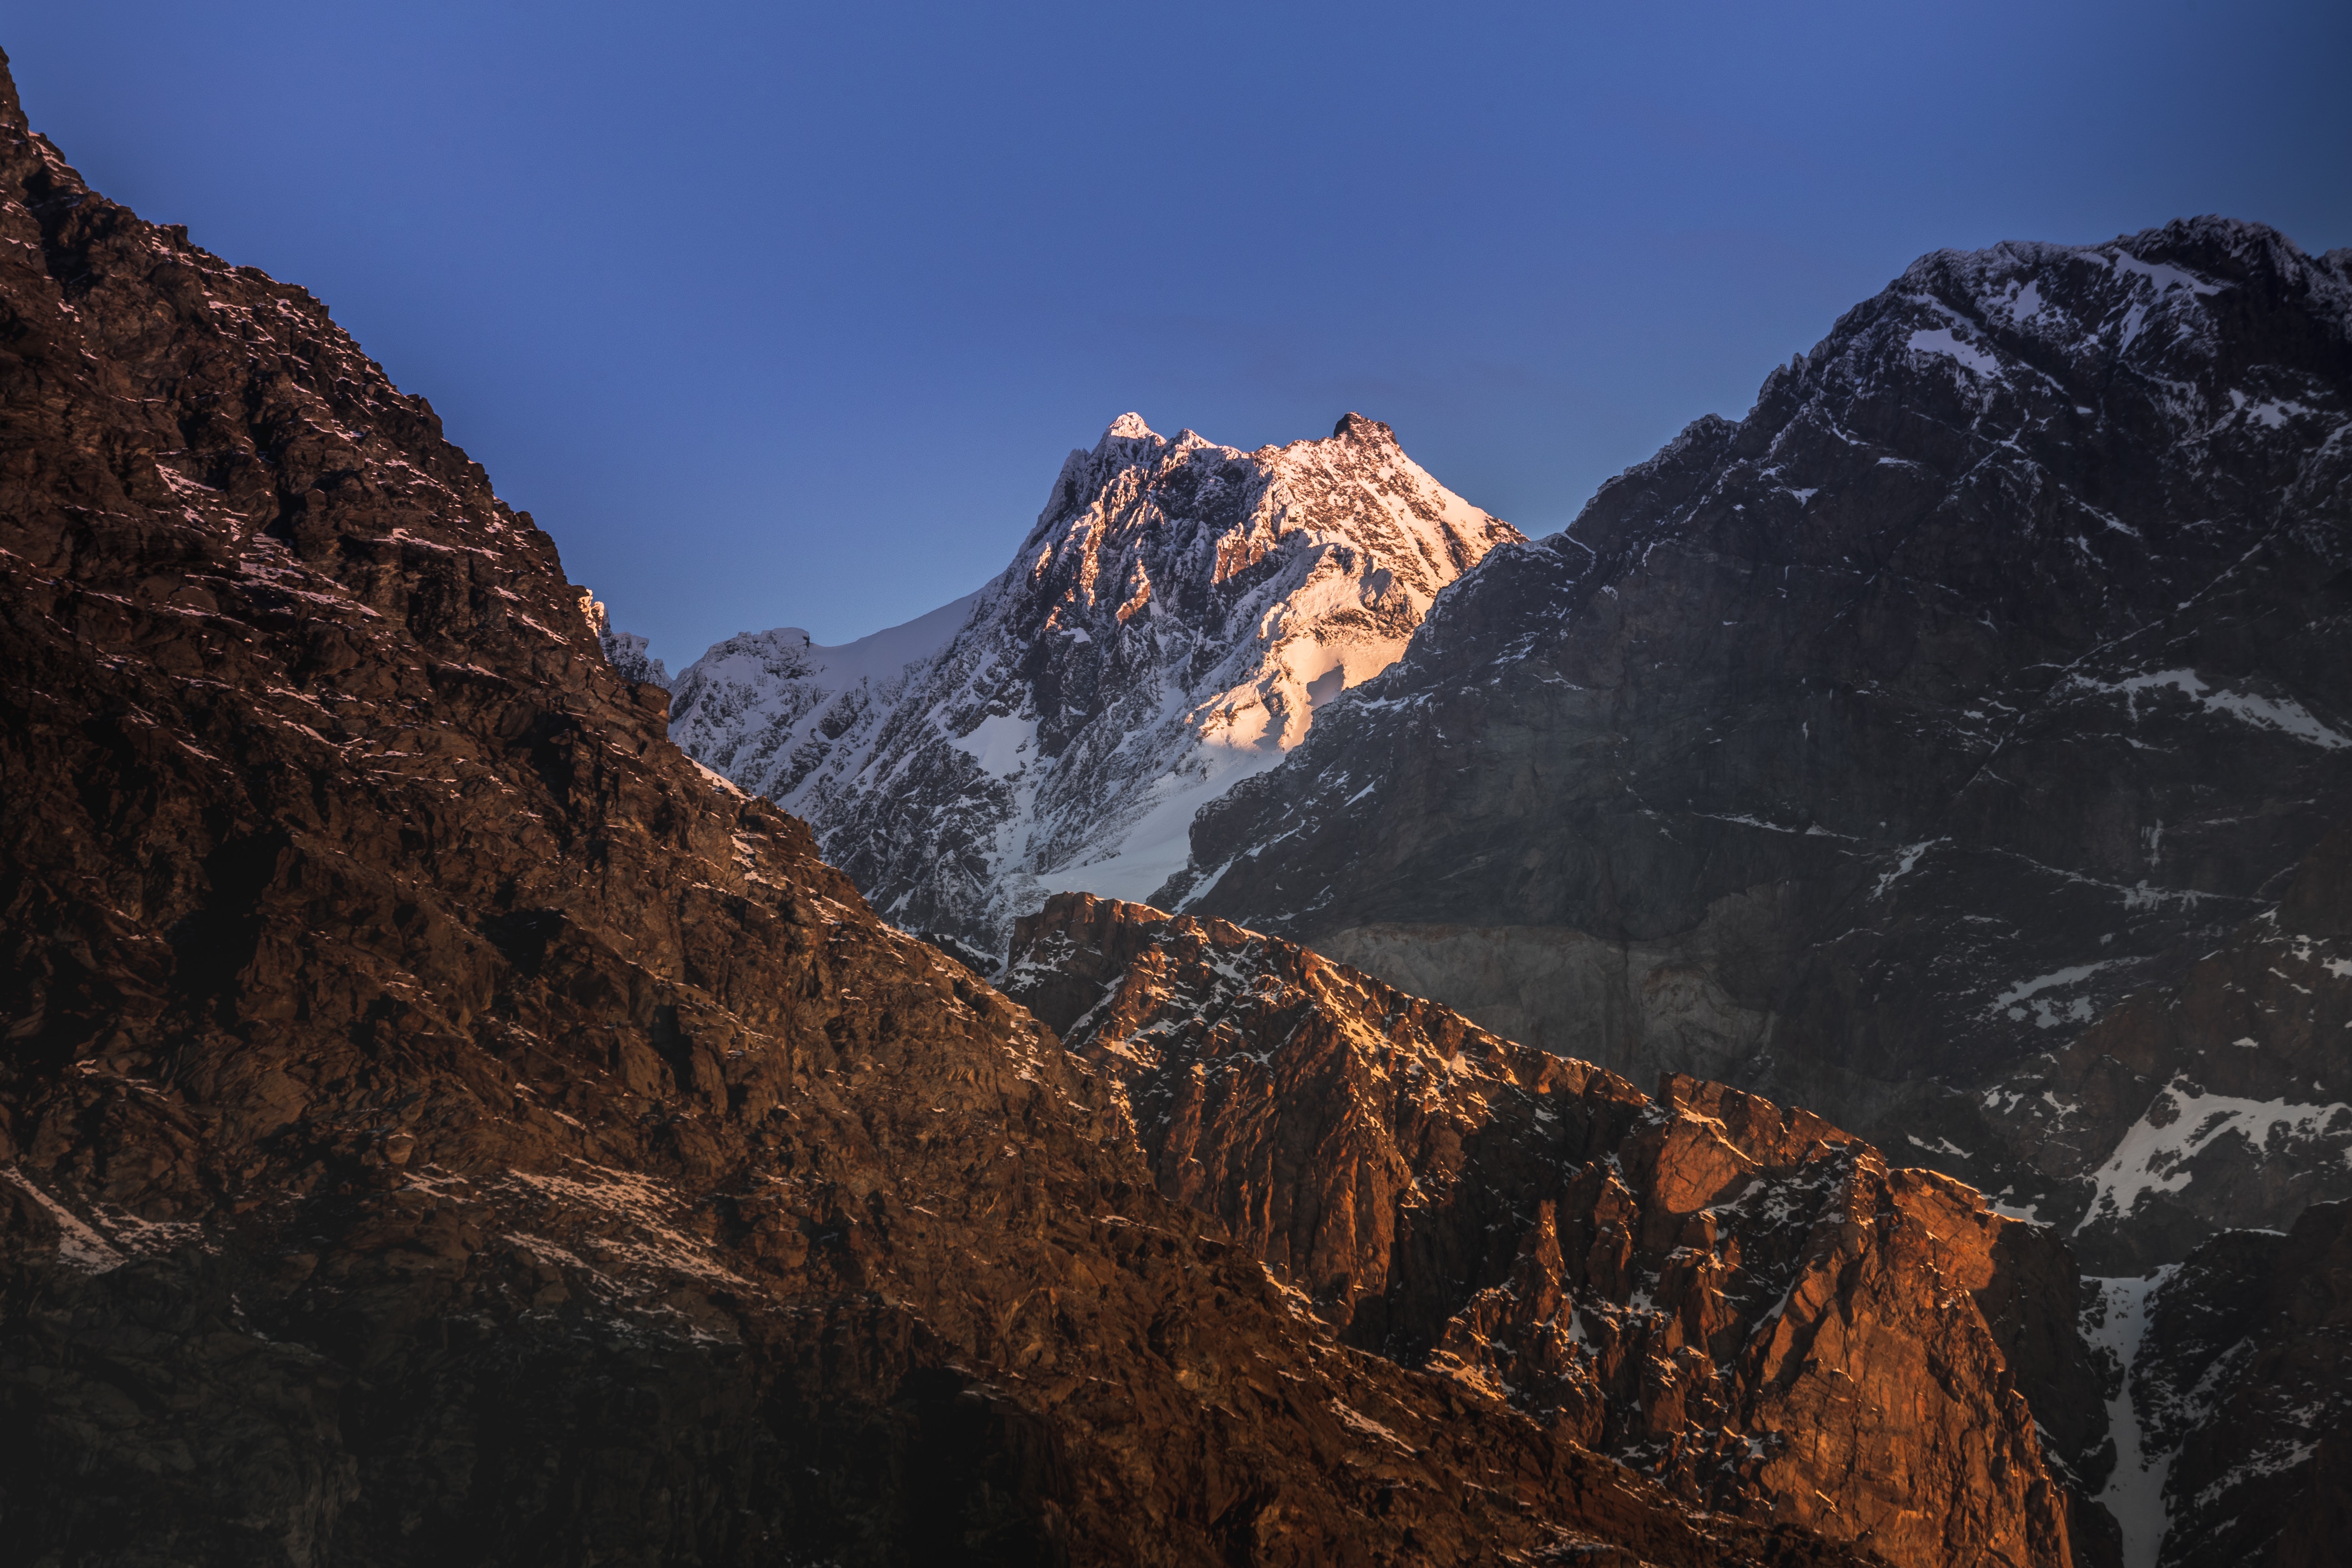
1005 893 2114 1568
1165 219 2352 1260
670 411 1520 959
0 54 1864 1567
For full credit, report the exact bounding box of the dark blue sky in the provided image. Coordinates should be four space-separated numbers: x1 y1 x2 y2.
11 2 2348 664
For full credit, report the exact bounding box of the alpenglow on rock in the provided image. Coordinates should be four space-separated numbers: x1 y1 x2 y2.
670 411 1521 957
1002 892 2113 1568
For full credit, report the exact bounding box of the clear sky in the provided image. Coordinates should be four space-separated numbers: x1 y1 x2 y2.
9 2 2348 666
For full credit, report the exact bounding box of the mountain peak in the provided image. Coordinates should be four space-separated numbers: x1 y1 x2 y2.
674 413 1521 952
1332 410 1394 443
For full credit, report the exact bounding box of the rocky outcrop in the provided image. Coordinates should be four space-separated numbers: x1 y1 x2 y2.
1164 221 2352 1263
0 52 1866 1567
1006 893 2115 1568
671 412 1521 958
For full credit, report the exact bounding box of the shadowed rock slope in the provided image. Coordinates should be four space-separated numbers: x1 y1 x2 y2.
0 52 1867 1568
1989 818 2352 1272
1005 893 2115 1568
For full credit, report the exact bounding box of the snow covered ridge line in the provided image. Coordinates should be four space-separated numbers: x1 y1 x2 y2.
667 411 1521 956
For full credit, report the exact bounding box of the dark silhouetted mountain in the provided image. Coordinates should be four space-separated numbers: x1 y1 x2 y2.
1164 220 2352 1265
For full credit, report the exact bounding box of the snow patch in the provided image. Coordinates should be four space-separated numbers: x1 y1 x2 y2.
1873 839 1943 900
1988 960 2131 1028
1906 327 2004 378
2086 1268 2181 1568
2070 668 2348 750
2077 1078 2352 1233
2103 251 2226 298
950 713 1038 778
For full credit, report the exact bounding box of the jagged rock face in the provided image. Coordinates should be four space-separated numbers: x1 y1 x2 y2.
1167 221 2352 1255
2081 1203 2352 1568
0 56 1869 1568
1989 822 2352 1271
671 412 1520 958
1006 893 2114 1568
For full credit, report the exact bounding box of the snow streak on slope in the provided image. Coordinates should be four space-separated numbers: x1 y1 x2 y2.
2084 1270 2178 1568
671 413 1520 954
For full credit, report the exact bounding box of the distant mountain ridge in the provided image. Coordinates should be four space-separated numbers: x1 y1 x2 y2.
670 410 1521 957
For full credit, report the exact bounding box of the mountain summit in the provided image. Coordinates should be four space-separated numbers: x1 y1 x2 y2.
671 410 1520 956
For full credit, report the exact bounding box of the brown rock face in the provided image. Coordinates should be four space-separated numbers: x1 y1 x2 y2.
1007 892 2114 1568
0 51 1868 1568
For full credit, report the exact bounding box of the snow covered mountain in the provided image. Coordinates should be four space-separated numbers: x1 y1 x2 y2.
669 411 1520 956
665 590 979 801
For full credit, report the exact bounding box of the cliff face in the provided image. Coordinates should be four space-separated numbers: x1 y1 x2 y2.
1163 222 2352 1259
1006 894 2113 1568
670 413 1521 958
0 53 1866 1568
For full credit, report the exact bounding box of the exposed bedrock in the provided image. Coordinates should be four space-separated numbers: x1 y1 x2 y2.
1008 893 2116 1568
